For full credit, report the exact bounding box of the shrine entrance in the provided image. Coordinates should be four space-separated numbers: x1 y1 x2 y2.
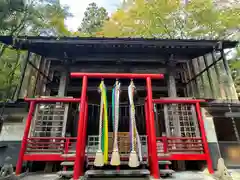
15 72 213 180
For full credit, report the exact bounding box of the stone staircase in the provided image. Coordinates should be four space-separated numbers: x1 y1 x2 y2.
57 157 174 179
158 160 174 177
57 150 76 178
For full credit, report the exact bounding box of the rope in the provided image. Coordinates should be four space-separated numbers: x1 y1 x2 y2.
131 90 137 152
110 81 121 166
102 83 109 164
128 81 142 162
128 81 136 151
94 81 105 167
131 88 142 161
112 86 115 128
113 81 120 150
128 82 135 152
129 106 132 147
128 80 140 167
135 124 143 162
98 81 104 151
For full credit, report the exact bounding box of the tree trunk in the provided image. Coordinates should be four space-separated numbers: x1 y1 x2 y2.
0 44 6 58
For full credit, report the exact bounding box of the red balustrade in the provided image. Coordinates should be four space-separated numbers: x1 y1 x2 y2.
15 97 82 175
25 137 77 154
152 98 214 174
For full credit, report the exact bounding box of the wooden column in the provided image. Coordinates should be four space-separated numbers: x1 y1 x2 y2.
167 61 186 170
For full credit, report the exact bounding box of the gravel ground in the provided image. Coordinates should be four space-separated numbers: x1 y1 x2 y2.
20 173 58 180
163 170 240 180
20 170 240 180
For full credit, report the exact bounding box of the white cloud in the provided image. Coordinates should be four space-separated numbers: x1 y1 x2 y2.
60 0 120 31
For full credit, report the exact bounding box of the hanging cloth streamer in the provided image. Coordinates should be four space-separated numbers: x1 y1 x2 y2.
94 81 105 167
112 86 115 128
131 82 142 162
128 80 142 167
102 82 109 164
110 81 121 166
132 89 143 162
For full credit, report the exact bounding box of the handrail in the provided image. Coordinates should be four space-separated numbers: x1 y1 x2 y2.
156 137 204 154
24 97 81 103
26 137 77 154
152 98 206 104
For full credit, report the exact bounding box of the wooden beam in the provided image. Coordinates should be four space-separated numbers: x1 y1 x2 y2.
49 85 184 93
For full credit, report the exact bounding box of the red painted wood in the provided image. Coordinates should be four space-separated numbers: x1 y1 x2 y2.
24 97 81 103
73 75 88 179
71 72 164 79
146 77 160 179
16 102 35 175
152 98 205 104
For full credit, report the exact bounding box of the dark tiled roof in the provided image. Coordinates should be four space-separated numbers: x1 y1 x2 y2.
0 36 238 60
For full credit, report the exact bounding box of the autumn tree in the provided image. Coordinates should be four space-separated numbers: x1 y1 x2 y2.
103 0 240 40
102 0 240 98
79 2 108 35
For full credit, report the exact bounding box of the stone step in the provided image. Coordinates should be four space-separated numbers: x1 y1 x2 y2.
61 153 76 158
68 150 76 153
160 169 175 176
158 160 172 165
61 161 75 166
85 169 150 177
57 170 73 178
87 161 148 165
157 153 171 157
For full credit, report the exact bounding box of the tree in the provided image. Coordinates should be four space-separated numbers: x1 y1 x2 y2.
79 2 108 35
103 0 240 40
0 0 73 100
0 0 26 35
30 0 73 36
229 46 240 96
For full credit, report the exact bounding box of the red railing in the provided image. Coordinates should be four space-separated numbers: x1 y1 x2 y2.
150 98 214 173
156 137 204 155
26 137 77 154
15 97 82 175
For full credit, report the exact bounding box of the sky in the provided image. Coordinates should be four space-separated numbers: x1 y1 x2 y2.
60 0 121 31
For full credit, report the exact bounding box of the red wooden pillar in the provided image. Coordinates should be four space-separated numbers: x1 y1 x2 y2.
81 100 88 165
73 76 88 179
195 102 214 174
146 77 160 179
144 100 152 168
16 101 35 175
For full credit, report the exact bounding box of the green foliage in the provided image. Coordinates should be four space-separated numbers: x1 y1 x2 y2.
32 0 73 36
103 0 240 40
0 0 26 36
229 47 240 96
0 0 239 100
102 0 240 98
230 47 240 69
0 0 73 100
79 3 108 35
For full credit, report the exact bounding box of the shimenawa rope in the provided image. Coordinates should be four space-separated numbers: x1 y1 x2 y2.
110 81 121 166
94 81 104 167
